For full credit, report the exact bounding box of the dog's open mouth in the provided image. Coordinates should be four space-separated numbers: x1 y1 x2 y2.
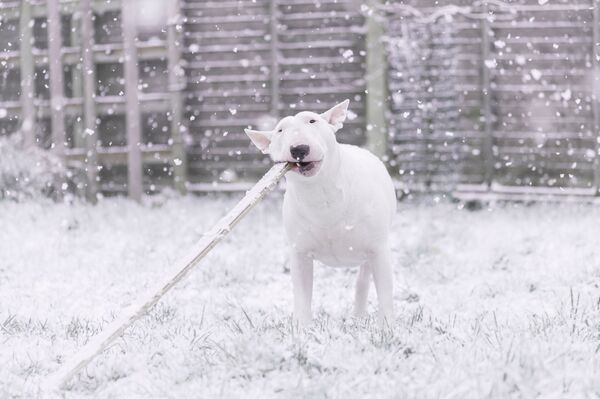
290 160 322 176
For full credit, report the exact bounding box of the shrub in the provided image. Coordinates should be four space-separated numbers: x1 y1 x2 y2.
0 135 68 201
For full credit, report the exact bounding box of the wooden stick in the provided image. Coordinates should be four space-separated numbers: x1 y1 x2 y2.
43 162 291 392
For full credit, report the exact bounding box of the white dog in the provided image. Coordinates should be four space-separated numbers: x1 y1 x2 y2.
245 100 396 325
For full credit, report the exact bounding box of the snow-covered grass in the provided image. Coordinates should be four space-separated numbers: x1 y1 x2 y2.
1 195 599 398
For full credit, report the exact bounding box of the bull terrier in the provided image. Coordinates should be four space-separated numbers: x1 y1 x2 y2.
245 100 396 325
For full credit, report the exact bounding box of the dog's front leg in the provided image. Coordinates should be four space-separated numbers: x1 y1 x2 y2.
369 246 394 324
290 251 313 326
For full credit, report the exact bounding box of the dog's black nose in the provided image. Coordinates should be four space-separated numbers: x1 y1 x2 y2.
290 145 310 161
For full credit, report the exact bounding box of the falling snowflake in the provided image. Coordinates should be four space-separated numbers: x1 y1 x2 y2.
484 59 497 69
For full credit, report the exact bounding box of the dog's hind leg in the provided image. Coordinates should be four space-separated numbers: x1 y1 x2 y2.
290 251 314 326
370 246 394 325
354 264 370 317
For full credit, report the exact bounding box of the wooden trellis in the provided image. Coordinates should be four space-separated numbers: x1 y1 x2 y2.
0 0 188 200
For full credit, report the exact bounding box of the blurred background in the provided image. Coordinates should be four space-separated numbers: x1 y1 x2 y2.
0 0 597 201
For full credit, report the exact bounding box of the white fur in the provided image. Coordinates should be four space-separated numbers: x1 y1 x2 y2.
245 100 397 325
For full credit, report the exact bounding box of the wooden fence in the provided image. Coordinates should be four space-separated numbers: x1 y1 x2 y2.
182 0 369 188
0 0 186 200
2 0 600 200
0 0 376 199
384 0 600 198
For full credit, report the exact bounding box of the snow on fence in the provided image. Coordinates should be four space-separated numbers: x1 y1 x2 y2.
2 0 600 199
383 0 600 197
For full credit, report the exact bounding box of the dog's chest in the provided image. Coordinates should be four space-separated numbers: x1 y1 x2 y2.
283 171 389 266
285 205 377 267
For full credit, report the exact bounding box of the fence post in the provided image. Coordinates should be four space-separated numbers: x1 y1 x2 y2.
122 0 143 201
480 1 495 189
70 11 85 150
167 0 187 194
80 0 98 202
47 0 66 157
19 0 35 148
365 0 388 159
593 0 600 194
269 0 280 118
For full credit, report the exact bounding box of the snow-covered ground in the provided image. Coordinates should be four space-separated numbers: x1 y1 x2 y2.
1 195 599 398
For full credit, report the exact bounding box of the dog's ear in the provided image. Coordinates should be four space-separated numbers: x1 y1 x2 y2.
321 99 349 131
244 128 273 154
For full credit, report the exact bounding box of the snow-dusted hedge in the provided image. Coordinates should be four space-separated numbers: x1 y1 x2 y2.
0 135 67 201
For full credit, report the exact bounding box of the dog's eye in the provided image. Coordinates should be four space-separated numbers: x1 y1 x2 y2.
309 119 316 124
278 129 282 133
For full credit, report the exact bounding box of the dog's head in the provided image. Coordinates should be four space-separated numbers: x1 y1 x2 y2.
245 100 349 178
